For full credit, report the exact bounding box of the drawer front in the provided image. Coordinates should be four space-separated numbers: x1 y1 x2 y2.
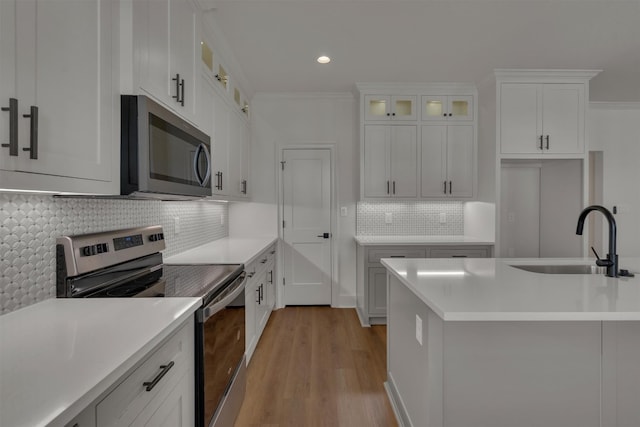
430 247 489 258
96 318 194 427
368 248 426 263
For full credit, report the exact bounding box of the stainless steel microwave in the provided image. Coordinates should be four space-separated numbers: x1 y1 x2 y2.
121 95 211 198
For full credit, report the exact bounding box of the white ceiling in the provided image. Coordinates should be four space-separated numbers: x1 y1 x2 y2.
205 0 640 101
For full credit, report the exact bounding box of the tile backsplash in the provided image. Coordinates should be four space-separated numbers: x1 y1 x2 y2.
357 201 464 235
0 194 228 314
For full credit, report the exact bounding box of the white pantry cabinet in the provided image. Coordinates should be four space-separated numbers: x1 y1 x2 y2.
133 0 200 125
0 0 117 193
363 125 418 198
421 124 474 198
496 70 600 157
358 83 477 201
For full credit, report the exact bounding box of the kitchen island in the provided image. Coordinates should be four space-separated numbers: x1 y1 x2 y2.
381 257 640 427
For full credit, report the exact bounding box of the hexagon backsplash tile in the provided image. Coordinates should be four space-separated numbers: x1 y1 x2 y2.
356 201 464 236
0 194 228 314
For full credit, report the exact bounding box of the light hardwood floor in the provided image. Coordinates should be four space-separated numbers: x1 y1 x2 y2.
235 307 398 427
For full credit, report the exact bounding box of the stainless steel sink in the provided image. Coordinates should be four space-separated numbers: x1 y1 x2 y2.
510 264 607 275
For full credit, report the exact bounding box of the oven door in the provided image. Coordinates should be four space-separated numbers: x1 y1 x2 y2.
196 272 246 427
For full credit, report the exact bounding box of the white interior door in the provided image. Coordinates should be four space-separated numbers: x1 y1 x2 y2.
282 148 332 305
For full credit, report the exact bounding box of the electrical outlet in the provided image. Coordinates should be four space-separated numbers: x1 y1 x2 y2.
174 217 180 235
416 314 423 346
340 207 348 217
439 213 446 224
385 213 393 224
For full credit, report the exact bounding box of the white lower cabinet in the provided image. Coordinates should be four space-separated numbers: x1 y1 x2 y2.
66 317 194 427
245 244 277 363
356 244 492 326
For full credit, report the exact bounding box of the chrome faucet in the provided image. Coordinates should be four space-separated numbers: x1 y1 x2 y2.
576 205 618 277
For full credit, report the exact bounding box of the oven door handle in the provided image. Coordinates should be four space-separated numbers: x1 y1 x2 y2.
200 272 246 322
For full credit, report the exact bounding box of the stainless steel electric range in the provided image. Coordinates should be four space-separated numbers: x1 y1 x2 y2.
56 225 246 427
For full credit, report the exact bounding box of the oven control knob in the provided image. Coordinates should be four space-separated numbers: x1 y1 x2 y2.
149 234 158 242
81 246 92 256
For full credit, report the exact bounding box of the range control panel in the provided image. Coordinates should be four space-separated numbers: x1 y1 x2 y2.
57 225 166 277
81 243 109 257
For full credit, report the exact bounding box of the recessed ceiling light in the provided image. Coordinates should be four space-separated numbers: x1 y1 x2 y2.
317 55 331 64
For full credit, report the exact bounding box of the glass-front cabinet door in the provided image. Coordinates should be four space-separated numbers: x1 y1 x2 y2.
364 95 416 121
422 95 473 121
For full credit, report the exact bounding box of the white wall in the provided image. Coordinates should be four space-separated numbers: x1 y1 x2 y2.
228 93 358 307
588 103 640 257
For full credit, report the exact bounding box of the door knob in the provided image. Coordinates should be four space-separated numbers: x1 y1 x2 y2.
317 233 331 239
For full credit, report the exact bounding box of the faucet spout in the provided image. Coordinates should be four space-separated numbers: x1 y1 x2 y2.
576 205 618 277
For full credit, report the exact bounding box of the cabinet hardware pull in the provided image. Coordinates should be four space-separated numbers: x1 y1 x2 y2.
451 255 467 258
443 113 446 117
539 135 544 150
393 181 396 194
21 106 38 159
449 113 452 117
386 113 390 116
443 181 447 194
220 172 223 190
390 255 405 258
387 180 390 194
1 98 18 156
392 112 396 116
143 361 175 392
260 284 264 302
241 179 247 194
256 288 260 303
172 74 181 104
545 135 549 150
261 258 267 263
268 271 273 283
449 181 452 194
270 250 276 255
179 78 185 106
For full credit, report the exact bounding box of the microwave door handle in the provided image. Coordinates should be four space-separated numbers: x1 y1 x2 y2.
193 144 204 185
193 143 211 187
200 143 211 186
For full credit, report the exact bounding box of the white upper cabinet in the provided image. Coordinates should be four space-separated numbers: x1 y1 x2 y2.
135 0 200 124
363 125 418 198
496 70 600 157
421 125 474 198
422 95 473 121
364 95 417 121
0 0 117 193
500 83 584 155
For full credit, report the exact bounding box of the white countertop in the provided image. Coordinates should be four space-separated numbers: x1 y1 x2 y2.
381 257 640 321
164 236 278 265
0 297 201 427
355 235 494 246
